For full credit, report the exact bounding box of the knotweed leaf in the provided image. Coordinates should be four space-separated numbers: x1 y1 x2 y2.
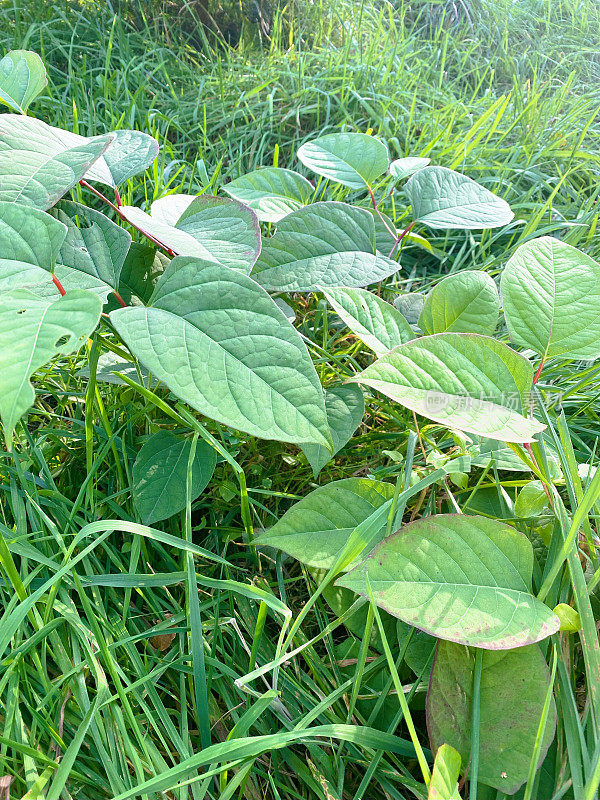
133 431 216 524
0 50 47 113
337 513 559 648
404 166 514 229
258 478 394 570
353 332 545 442
501 236 600 360
427 640 557 793
0 115 113 210
324 286 414 355
301 385 364 477
253 202 400 291
419 271 500 335
223 167 314 222
110 256 330 447
298 132 389 189
0 289 102 445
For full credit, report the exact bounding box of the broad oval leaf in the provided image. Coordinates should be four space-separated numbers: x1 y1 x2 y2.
0 201 66 266
53 201 131 290
323 286 414 355
0 115 113 210
252 202 400 291
427 640 557 793
300 384 365 477
353 332 545 442
404 166 514 229
390 156 430 182
297 132 389 189
0 203 114 301
223 167 314 223
419 271 500 335
123 196 261 272
119 205 217 261
257 478 395 570
501 236 600 360
110 256 330 447
0 289 102 445
394 292 425 325
174 195 261 272
150 194 196 226
337 514 560 648
133 431 216 524
0 50 47 113
82 129 159 187
0 261 113 302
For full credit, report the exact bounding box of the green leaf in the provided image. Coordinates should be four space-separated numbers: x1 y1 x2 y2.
0 115 113 210
501 236 600 360
0 50 47 113
0 260 113 302
323 286 414 355
149 193 196 225
252 202 400 291
394 292 425 325
122 196 261 272
116 243 165 306
223 167 314 223
404 166 514 229
132 431 216 524
257 478 395 570
297 132 389 189
514 481 548 518
300 385 364 477
53 201 131 290
353 332 545 442
419 271 500 335
119 205 217 260
172 195 261 273
390 156 430 182
428 744 461 800
0 289 102 445
553 603 581 632
82 129 159 187
0 201 66 266
337 513 560 648
110 256 330 447
0 202 113 301
427 640 557 793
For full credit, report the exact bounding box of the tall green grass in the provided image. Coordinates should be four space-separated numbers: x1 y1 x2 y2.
1 0 600 797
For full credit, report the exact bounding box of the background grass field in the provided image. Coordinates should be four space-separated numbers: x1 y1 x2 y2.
1 1 600 797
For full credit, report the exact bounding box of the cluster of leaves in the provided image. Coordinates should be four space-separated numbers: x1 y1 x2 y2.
2 48 600 799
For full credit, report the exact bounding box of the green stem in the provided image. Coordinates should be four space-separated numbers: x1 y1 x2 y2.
367 578 431 786
469 648 483 800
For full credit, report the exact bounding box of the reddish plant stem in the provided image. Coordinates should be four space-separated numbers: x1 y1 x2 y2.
533 358 545 384
388 221 416 258
113 290 127 309
52 274 67 296
367 186 378 211
79 179 176 257
114 186 122 207
80 179 120 213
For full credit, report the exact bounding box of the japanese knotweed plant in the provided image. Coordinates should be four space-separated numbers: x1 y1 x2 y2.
2 49 600 797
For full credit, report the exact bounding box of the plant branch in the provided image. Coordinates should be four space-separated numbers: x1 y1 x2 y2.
52 274 66 296
79 179 176 257
388 221 416 258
